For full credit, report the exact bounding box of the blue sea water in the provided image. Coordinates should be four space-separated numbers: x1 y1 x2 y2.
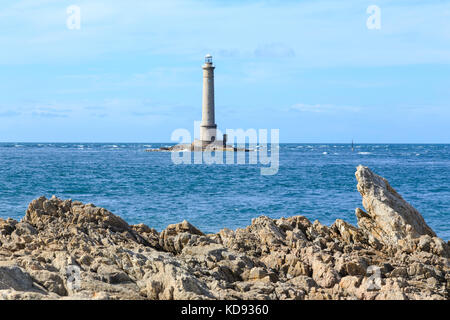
0 143 448 240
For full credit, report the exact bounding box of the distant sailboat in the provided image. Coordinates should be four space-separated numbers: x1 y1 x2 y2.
351 140 354 152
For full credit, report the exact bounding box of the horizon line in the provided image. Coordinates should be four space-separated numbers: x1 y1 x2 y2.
1 141 450 145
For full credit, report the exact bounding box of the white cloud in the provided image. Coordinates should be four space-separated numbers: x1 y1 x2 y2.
290 103 360 113
254 43 295 58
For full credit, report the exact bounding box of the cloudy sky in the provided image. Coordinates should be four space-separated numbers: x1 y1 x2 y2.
0 0 449 142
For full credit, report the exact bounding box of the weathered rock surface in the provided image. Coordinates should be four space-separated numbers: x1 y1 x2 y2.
355 165 449 257
356 165 436 241
0 166 448 300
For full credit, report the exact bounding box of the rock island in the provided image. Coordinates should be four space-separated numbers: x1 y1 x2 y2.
146 55 249 153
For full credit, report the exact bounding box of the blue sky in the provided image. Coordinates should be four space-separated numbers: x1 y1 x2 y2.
0 0 449 142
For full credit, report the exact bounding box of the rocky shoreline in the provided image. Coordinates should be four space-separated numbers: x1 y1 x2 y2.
0 165 448 300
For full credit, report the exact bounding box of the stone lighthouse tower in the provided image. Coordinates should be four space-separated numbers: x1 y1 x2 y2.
200 54 217 146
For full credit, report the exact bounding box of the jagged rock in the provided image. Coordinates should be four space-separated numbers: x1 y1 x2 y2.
131 224 161 250
0 165 448 300
159 220 204 254
140 252 215 300
29 270 67 296
0 218 17 236
288 275 318 291
96 264 132 284
0 265 35 291
311 257 340 288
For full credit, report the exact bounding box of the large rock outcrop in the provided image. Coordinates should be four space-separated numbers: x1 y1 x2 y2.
355 165 436 242
355 166 448 257
0 166 448 300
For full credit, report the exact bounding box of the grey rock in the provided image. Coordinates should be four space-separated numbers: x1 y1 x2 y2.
355 165 436 247
0 265 34 291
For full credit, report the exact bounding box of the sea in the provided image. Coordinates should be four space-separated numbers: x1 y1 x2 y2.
0 143 448 240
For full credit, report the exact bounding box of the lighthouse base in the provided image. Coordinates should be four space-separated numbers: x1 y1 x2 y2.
191 139 238 152
199 124 217 144
145 139 249 152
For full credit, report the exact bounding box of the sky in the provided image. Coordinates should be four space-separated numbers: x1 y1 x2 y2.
0 0 449 143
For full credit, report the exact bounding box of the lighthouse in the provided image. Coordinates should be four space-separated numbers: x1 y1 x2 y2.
146 54 249 153
200 54 217 146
